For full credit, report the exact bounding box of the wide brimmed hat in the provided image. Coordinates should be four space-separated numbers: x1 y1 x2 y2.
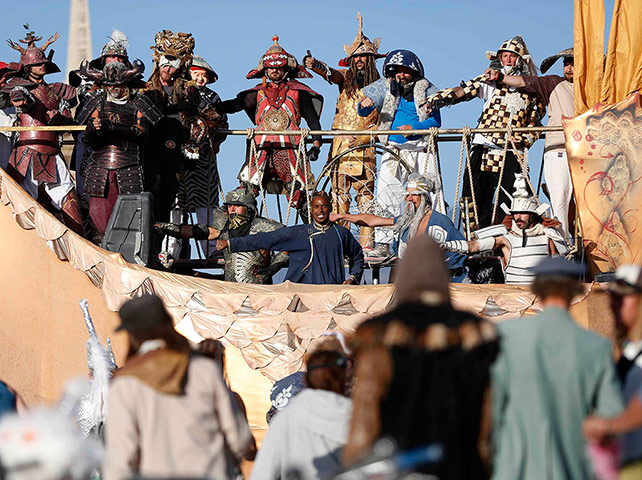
540 47 573 74
339 12 385 66
116 295 172 332
501 173 549 217
246 35 311 79
383 49 424 78
79 59 145 87
6 29 60 74
530 257 586 278
190 54 218 83
608 264 642 295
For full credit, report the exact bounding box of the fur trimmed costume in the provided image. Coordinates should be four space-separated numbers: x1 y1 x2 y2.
358 50 443 246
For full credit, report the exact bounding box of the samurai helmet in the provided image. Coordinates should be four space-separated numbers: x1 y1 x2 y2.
339 12 385 66
501 173 549 217
150 30 195 71
89 30 132 69
540 47 573 74
246 35 311 79
79 59 145 87
383 49 424 78
6 26 60 75
224 186 257 214
190 54 218 83
486 35 537 76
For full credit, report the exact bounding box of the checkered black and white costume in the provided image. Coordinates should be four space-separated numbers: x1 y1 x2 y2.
428 75 545 229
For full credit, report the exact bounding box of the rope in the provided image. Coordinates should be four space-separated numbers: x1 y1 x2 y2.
246 128 270 220
462 127 479 228
284 128 310 225
452 126 467 223
299 129 312 224
425 127 445 214
491 125 511 224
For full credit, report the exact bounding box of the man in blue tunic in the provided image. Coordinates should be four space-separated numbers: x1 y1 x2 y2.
215 192 364 285
331 173 466 281
357 49 443 258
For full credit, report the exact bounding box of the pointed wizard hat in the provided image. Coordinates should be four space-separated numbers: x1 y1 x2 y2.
339 12 385 66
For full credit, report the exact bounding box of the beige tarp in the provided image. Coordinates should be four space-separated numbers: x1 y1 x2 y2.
563 93 642 272
0 167 614 438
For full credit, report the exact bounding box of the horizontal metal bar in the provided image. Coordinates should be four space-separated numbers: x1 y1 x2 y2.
0 125 564 135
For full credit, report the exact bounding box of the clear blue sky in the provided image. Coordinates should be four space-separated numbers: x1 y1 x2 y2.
1 0 616 219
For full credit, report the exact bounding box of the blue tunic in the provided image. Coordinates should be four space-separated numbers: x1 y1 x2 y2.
228 223 364 285
393 210 465 271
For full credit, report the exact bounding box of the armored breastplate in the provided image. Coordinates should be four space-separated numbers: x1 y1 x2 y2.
15 86 61 154
504 232 550 284
102 100 138 127
332 88 378 130
255 88 301 149
90 101 141 169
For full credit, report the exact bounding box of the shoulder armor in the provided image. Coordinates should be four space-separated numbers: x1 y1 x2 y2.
76 91 103 125
251 217 285 233
50 82 77 101
131 92 163 125
473 224 508 240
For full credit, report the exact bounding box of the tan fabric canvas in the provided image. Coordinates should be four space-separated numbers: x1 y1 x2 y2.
563 93 642 272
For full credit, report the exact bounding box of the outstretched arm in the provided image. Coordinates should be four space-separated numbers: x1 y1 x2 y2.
424 76 483 114
484 69 525 88
330 212 394 228
303 55 345 85
442 236 499 254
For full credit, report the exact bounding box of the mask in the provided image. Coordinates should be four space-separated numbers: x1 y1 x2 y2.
228 212 249 229
501 64 519 75
159 55 180 69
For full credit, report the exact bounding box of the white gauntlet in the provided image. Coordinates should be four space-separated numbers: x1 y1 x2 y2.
477 236 496 252
443 240 470 254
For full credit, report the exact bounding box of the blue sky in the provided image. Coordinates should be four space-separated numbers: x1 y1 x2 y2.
1 0 615 220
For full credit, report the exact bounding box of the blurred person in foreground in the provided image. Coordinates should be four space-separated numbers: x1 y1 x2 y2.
584 265 642 479
104 295 253 480
491 257 623 479
251 334 354 480
343 235 499 479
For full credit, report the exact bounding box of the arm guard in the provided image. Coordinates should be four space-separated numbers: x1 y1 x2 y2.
10 86 35 112
426 76 482 110
308 58 333 84
443 239 470 254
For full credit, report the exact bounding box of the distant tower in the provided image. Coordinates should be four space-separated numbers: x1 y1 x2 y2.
66 0 92 79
